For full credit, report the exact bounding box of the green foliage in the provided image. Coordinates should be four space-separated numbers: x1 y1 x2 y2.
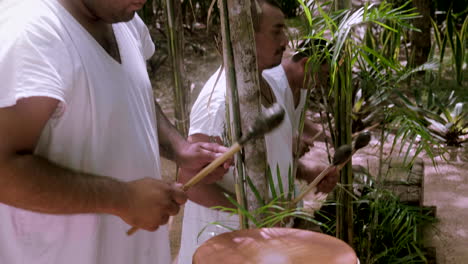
295 0 443 250
354 190 436 263
433 0 468 22
198 164 327 239
394 87 468 147
431 9 468 85
430 102 468 147
298 1 449 165
316 176 436 264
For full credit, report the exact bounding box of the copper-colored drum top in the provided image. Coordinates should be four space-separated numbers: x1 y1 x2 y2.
193 227 357 264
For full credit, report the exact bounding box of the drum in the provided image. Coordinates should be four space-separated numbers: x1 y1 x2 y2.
193 227 358 264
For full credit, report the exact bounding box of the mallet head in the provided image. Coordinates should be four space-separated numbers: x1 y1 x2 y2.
239 103 285 145
332 145 352 166
354 131 371 150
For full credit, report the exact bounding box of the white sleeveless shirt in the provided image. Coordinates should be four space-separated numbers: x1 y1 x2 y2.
0 0 170 263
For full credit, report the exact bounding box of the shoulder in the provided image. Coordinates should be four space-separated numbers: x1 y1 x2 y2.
0 0 72 61
262 65 288 91
122 14 148 38
122 14 155 60
0 0 73 63
0 0 74 71
189 67 227 137
2 0 68 39
192 67 227 113
0 0 74 108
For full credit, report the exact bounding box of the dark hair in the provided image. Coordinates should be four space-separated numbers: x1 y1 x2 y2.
251 0 283 32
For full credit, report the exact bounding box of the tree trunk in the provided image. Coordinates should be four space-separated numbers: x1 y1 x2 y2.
220 0 268 225
334 46 354 246
411 0 433 66
334 0 351 10
166 0 189 137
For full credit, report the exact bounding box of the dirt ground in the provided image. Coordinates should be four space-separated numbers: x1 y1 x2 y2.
423 147 468 264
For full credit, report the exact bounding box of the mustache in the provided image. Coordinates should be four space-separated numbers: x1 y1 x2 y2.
276 47 286 55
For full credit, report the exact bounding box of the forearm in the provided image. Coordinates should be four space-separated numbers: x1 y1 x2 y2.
178 168 235 209
186 183 236 209
154 100 187 162
296 158 321 183
0 154 127 216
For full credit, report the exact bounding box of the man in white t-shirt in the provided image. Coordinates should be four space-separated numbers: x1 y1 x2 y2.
0 0 230 263
176 1 338 263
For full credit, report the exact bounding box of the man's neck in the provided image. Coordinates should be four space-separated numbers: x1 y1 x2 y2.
258 70 277 107
58 0 120 63
58 0 107 31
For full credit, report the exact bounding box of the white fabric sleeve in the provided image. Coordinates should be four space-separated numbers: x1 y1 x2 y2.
189 68 227 137
0 22 73 117
130 14 155 60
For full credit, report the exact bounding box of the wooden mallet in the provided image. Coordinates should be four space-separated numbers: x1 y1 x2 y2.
291 131 371 206
126 104 286 236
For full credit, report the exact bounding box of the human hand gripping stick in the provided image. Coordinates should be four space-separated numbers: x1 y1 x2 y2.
127 104 286 235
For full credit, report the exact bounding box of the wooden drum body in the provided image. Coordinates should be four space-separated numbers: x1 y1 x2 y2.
193 228 357 264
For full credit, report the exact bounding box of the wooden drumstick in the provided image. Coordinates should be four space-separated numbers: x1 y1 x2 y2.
291 131 371 206
126 104 286 236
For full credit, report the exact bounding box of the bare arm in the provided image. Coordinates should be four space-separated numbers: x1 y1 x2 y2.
0 97 123 214
296 157 338 193
178 133 236 209
154 100 232 183
154 100 187 162
0 97 185 231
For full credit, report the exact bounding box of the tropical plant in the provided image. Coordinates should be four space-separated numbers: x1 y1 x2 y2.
395 88 468 147
198 165 328 239
315 173 437 264
296 0 438 244
430 8 468 85
425 92 468 147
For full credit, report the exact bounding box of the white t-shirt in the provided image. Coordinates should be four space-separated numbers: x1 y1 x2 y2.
178 65 297 263
0 0 170 263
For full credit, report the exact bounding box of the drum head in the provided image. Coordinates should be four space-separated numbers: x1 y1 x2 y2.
193 227 357 264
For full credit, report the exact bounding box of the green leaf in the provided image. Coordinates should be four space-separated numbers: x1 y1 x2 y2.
196 222 236 241
266 165 277 199
360 46 399 71
297 0 312 28
454 31 464 84
288 165 294 201
246 176 266 207
374 20 398 33
276 164 285 199
223 193 260 227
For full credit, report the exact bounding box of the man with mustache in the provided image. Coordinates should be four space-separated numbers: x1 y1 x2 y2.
177 1 338 263
0 0 230 263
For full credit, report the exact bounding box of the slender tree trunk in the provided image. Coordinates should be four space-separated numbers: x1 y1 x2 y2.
411 0 433 66
220 0 268 223
166 0 189 136
334 0 351 10
334 46 354 246
219 0 247 228
332 2 353 246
